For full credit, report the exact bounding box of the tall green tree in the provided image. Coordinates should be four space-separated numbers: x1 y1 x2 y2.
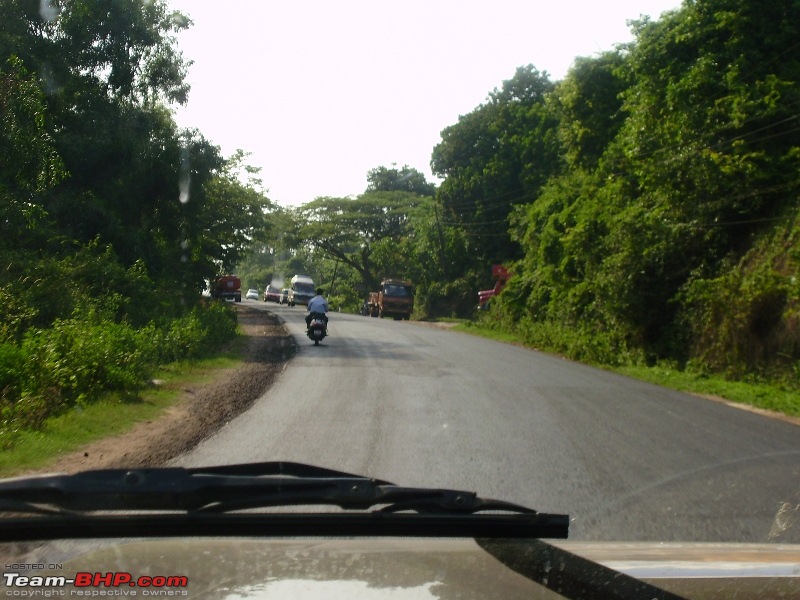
366 164 436 196
597 0 800 350
431 65 560 265
0 56 66 249
192 150 274 277
550 51 627 170
1 0 273 300
297 191 432 292
0 0 192 105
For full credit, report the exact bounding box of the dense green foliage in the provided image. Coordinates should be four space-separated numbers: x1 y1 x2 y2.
0 301 237 441
0 0 269 441
431 65 562 266
480 0 800 384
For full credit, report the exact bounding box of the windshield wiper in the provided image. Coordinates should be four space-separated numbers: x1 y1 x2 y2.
0 461 569 541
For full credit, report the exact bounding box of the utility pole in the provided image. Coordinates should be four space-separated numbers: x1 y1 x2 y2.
433 202 448 278
329 259 340 298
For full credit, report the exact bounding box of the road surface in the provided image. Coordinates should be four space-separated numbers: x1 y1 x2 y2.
174 301 800 543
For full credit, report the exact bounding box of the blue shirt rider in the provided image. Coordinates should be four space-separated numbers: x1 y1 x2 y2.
305 288 329 329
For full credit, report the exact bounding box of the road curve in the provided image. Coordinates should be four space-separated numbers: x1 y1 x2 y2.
173 302 800 543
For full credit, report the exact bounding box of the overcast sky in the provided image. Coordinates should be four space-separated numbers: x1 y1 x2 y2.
168 0 682 207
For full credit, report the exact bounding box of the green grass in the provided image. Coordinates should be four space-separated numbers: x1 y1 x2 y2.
615 364 800 417
452 321 527 345
0 340 247 477
453 322 800 418
424 317 470 324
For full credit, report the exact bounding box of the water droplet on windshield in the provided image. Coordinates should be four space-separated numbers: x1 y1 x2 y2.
40 0 58 21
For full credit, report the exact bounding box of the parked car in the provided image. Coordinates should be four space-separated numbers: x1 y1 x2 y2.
263 285 281 302
245 288 259 300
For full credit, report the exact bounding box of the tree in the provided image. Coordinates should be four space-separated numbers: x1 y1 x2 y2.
366 165 436 196
297 192 431 292
0 0 192 105
598 0 800 349
0 57 66 193
0 0 276 300
1 0 193 261
0 56 67 249
431 65 560 265
550 52 627 169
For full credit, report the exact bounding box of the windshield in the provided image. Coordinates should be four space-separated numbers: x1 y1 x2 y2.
383 285 412 297
2 0 799 597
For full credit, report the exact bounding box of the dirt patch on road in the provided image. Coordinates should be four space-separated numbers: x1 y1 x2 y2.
42 306 295 474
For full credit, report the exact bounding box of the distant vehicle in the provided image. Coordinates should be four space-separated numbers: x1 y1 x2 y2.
367 279 414 319
279 288 289 304
263 285 281 302
210 275 241 302
478 264 511 309
245 288 259 300
287 274 315 307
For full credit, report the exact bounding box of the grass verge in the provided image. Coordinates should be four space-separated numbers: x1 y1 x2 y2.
615 365 800 418
452 322 800 419
0 336 247 477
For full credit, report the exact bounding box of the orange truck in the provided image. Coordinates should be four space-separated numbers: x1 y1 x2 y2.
367 279 414 320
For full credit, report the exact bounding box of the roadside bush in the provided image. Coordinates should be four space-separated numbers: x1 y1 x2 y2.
196 301 239 350
0 342 26 405
157 302 238 362
0 302 239 441
23 318 156 406
328 293 360 314
161 312 208 362
478 305 642 367
0 287 38 343
2 316 156 436
679 223 800 383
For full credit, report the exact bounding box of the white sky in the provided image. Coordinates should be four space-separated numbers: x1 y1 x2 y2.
168 0 682 207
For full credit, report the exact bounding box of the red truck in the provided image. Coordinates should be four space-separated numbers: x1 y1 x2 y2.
367 279 414 320
210 275 242 302
478 264 510 309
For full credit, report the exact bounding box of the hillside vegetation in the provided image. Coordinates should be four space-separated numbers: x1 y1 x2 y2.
472 0 800 385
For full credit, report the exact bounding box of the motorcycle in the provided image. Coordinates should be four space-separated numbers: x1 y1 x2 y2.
306 313 327 345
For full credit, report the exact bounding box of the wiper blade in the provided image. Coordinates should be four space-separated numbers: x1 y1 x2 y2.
0 462 569 540
0 461 530 513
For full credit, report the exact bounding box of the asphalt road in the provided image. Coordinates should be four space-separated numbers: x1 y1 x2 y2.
174 301 800 543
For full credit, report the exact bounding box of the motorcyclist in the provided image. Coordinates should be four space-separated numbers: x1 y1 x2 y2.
305 288 329 329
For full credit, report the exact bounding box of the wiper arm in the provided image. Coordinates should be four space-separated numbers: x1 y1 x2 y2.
0 461 534 514
0 462 569 540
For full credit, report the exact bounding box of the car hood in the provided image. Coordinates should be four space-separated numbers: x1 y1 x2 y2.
5 539 799 599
